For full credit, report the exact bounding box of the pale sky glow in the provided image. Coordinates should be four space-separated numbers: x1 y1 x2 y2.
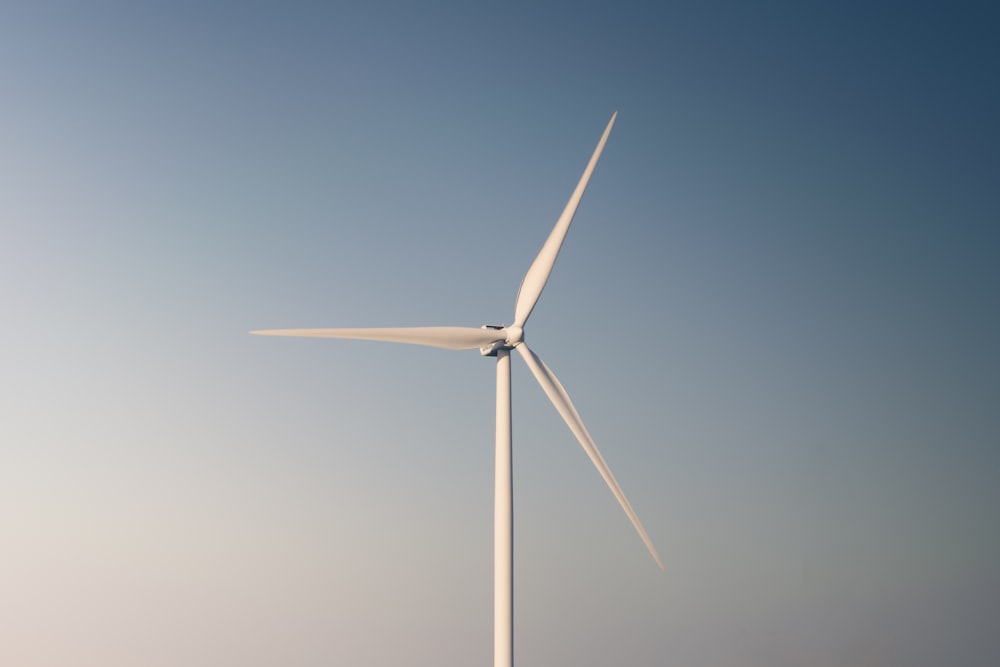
2 2 999 666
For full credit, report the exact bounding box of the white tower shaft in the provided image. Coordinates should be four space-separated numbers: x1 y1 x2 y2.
494 349 513 667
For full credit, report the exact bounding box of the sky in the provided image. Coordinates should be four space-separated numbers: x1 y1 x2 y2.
1 1 998 665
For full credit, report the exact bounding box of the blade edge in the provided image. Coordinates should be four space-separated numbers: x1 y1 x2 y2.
513 112 617 328
516 343 664 570
250 326 505 350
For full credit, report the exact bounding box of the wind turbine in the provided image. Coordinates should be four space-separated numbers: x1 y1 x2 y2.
252 112 662 667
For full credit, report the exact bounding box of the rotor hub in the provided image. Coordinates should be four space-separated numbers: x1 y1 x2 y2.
504 326 524 346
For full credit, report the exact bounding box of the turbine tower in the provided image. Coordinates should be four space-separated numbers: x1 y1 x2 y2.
252 112 661 667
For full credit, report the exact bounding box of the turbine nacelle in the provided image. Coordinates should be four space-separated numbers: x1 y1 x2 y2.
478 324 524 356
479 325 508 357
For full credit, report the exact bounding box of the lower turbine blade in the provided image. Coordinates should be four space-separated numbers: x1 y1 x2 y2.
516 343 664 570
250 326 505 351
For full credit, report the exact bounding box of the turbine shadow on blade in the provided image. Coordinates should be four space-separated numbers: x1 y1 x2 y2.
252 112 661 667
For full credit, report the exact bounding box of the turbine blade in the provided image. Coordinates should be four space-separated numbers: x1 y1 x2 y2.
250 326 505 351
515 343 663 570
512 112 617 328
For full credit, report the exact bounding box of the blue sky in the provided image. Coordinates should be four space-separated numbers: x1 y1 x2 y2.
2 2 998 665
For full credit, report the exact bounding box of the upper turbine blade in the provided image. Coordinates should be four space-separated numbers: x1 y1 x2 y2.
250 326 505 351
515 343 663 570
512 112 617 328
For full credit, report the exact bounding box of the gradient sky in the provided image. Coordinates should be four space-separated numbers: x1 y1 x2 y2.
2 2 998 666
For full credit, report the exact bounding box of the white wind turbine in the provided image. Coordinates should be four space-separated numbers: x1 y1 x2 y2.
252 112 661 667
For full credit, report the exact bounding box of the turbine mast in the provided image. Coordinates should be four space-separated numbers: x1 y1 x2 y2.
494 349 513 667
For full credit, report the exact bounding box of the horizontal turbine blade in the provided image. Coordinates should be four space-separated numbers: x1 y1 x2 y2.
516 343 663 570
250 326 505 350
513 112 617 328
